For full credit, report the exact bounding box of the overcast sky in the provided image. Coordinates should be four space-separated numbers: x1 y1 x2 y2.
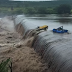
12 0 54 1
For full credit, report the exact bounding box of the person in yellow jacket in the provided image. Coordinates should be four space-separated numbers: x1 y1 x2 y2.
37 25 48 31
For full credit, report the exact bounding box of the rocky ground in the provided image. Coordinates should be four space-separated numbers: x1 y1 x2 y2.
0 16 50 72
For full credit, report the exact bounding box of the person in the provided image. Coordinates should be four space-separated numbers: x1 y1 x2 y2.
37 26 39 29
57 26 63 31
39 25 48 30
36 25 48 31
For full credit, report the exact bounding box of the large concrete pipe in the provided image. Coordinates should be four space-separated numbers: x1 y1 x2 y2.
33 31 72 72
14 15 72 72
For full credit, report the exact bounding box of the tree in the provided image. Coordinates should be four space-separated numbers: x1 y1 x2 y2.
46 8 55 14
37 7 47 14
26 7 36 14
57 4 71 14
13 9 23 14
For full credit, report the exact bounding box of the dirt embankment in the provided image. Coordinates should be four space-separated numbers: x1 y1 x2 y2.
0 16 50 72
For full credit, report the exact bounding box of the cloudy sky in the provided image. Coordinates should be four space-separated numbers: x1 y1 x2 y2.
12 0 54 1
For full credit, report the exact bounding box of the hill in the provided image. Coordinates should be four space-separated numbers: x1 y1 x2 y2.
0 0 72 7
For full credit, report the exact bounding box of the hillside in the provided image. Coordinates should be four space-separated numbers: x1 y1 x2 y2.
0 0 72 7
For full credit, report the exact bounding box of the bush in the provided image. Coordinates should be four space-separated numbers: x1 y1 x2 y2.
57 4 71 14
0 58 12 72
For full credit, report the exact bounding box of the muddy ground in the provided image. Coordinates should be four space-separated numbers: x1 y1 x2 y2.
0 17 51 72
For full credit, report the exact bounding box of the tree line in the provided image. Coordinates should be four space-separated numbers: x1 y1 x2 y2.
0 4 71 14
0 0 72 14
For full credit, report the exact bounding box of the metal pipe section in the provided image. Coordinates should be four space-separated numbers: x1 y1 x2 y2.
14 15 72 72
